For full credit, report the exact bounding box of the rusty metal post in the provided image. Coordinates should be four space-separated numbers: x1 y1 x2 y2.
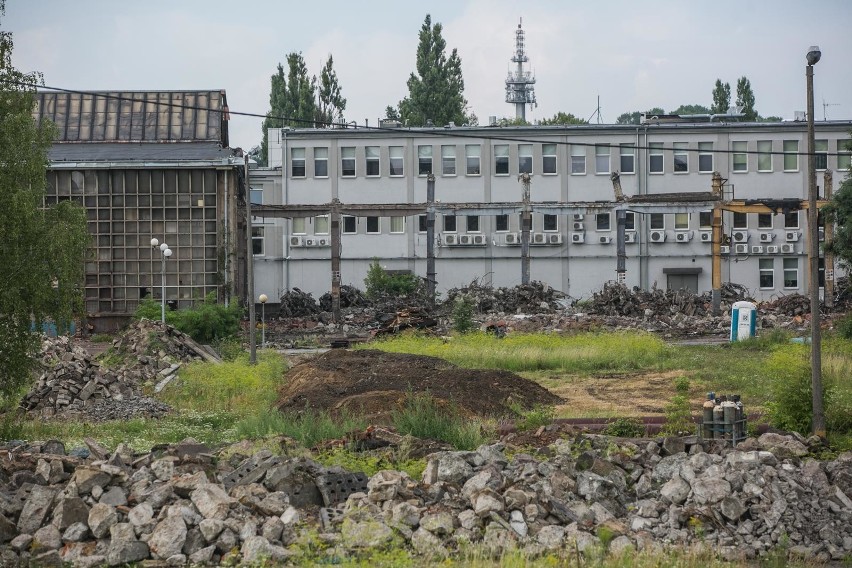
824 170 835 309
426 174 436 305
520 173 531 285
330 198 341 323
711 172 724 315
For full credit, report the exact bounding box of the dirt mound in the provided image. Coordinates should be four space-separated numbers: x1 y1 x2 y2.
277 349 562 422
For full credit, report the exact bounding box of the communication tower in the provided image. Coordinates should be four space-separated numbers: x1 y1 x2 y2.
505 19 537 121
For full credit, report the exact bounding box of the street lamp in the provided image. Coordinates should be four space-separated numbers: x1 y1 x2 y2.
806 45 825 438
259 294 268 348
150 238 172 324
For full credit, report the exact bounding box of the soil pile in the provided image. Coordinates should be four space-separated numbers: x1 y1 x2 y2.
277 349 561 422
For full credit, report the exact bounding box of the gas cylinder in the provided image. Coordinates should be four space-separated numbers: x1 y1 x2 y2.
702 393 715 440
722 399 738 443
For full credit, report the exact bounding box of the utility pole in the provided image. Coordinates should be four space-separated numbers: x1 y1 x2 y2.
519 173 531 285
426 175 436 305
824 170 835 309
330 198 341 323
610 172 626 284
245 155 256 365
711 172 724 315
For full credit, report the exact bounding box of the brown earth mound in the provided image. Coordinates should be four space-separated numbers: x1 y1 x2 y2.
277 349 562 423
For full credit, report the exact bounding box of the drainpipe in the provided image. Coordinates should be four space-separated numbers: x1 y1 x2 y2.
283 128 290 292
224 168 229 307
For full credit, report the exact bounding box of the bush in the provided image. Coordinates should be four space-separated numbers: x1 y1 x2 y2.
602 417 646 438
837 314 852 340
452 295 476 334
134 292 243 343
364 260 420 299
764 346 817 434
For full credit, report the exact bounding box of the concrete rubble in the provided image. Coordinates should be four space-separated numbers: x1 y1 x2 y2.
1 432 850 565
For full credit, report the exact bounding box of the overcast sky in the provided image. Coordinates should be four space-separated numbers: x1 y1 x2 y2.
5 0 852 150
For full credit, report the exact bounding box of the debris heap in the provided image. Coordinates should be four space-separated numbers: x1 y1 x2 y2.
278 288 320 317
446 280 569 314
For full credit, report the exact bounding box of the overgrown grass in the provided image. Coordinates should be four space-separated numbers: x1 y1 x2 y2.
391 392 491 450
233 408 366 448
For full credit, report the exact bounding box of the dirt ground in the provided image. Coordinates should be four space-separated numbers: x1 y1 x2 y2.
277 349 562 423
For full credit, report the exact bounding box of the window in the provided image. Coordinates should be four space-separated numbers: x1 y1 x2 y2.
291 148 306 177
418 215 427 233
733 212 748 229
366 216 380 234
698 142 713 173
757 141 772 172
783 140 798 171
343 216 356 234
673 143 688 173
494 145 509 175
625 212 635 231
495 214 509 232
365 146 380 176
783 258 798 288
341 147 356 177
250 188 263 205
649 142 664 173
418 145 433 175
650 213 664 230
674 213 689 230
519 213 534 232
784 212 799 229
292 218 306 234
815 139 828 171
390 216 405 233
443 215 457 232
465 145 481 175
596 213 611 231
595 145 610 174
314 147 328 177
252 226 264 256
466 215 480 232
442 145 456 176
389 146 404 176
542 143 557 174
620 145 635 174
518 144 533 174
732 141 747 172
699 211 712 229
759 259 774 289
543 214 558 232
838 140 852 171
758 213 773 229
571 145 586 174
315 215 329 234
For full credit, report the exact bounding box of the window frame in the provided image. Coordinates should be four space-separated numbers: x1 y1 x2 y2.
625 212 635 231
251 226 264 256
759 259 774 289
674 213 689 230
649 142 664 174
838 140 852 171
342 215 356 234
495 214 509 232
314 147 329 178
650 213 664 230
757 140 773 172
466 215 480 233
314 215 329 235
465 145 481 176
494 144 509 176
783 140 798 172
815 139 828 171
518 144 533 174
365 146 380 177
390 216 405 234
673 142 688 173
341 147 356 178
292 218 306 235
443 214 457 233
619 144 635 174
441 145 456 176
291 147 306 178
698 142 713 173
784 212 799 229
389 146 404 177
783 258 798 289
418 145 433 176
732 141 747 172
732 212 748 230
595 145 610 175
757 213 773 229
366 216 381 234
542 143 557 175
543 214 558 232
250 188 263 205
418 215 427 233
596 212 611 231
570 145 586 175
699 211 712 230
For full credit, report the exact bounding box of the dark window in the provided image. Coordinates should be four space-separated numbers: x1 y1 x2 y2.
495 214 509 232
366 216 379 233
543 214 557 231
466 215 480 232
418 215 427 232
443 215 457 232
343 216 356 234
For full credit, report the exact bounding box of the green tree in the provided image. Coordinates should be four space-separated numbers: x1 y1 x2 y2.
671 104 711 115
824 143 852 271
711 79 731 114
383 106 401 121
539 111 588 125
260 52 318 166
395 14 470 127
0 0 89 402
315 54 346 126
615 108 665 125
736 76 757 121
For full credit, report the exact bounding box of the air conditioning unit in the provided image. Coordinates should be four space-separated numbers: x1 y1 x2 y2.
624 232 637 243
720 245 730 254
675 231 693 243
289 236 305 247
650 230 666 243
781 244 796 254
533 233 546 244
766 245 779 254
503 233 520 245
700 232 712 242
305 238 316 247
734 243 749 255
760 233 776 243
599 236 612 244
573 213 584 221
443 234 457 246
751 245 764 254
459 235 472 245
571 233 585 244
818 227 825 241
785 231 800 242
732 230 749 243
572 222 585 231
317 238 330 247
547 234 564 244
473 235 487 246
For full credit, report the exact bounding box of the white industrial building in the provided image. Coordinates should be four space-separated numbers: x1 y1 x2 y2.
248 117 851 305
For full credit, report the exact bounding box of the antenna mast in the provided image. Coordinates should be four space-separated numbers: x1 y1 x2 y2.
822 99 839 121
505 18 537 121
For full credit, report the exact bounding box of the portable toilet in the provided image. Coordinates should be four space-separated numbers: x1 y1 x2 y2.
730 301 757 341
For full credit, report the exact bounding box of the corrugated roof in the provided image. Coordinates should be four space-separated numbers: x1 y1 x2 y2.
47 142 235 163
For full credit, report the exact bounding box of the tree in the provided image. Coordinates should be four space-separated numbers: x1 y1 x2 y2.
671 104 711 116
383 106 401 121
615 108 665 125
260 52 318 166
539 112 588 125
824 144 852 271
315 55 346 126
0 0 89 403
395 14 470 127
736 76 757 121
711 79 731 114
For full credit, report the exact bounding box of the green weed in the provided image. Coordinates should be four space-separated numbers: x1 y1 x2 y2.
601 418 646 438
391 392 491 450
233 408 366 448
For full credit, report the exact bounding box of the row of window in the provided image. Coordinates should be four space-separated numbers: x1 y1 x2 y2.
289 140 852 179
759 258 802 289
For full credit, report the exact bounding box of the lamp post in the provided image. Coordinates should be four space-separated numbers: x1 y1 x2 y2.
150 238 172 324
806 45 825 438
259 294 268 349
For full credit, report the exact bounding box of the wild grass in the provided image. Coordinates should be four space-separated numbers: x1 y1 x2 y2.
391 392 492 450
233 408 366 448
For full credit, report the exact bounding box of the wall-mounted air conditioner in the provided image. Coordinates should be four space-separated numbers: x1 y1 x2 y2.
443 234 457 246
734 243 749 255
289 236 305 247
650 230 666 243
700 232 712 242
548 234 563 244
760 233 775 243
317 237 330 247
751 245 764 254
572 222 585 231
473 235 487 246
781 244 795 254
785 231 800 242
503 233 520 245
571 233 585 244
766 245 779 254
305 238 317 247
459 235 472 245
675 231 693 243
599 236 612 244
532 233 546 244
720 245 730 254
573 213 584 221
732 230 749 243
624 232 637 243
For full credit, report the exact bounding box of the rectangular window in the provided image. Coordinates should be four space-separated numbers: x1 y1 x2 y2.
389 146 404 176
341 147 356 177
366 216 380 234
673 142 688 173
759 259 774 289
699 211 712 230
442 145 456 176
596 213 611 231
495 214 509 232
494 144 509 175
784 212 799 229
518 144 533 174
465 145 481 175
252 226 264 256
649 142 664 173
291 148 306 177
757 140 772 172
650 213 664 230
292 218 306 234
815 139 828 171
315 215 329 234
314 147 328 177
571 145 586 174
783 258 798 288
343 215 356 234
542 143 557 174
466 215 480 232
443 215 457 232
418 215 427 233
365 146 380 176
543 214 558 232
595 145 610 174
250 188 263 205
838 140 852 171
733 212 748 229
698 142 713 173
620 144 635 174
783 140 798 171
732 141 747 172
625 212 635 231
418 145 433 175
674 213 689 230
757 213 772 229
390 216 405 234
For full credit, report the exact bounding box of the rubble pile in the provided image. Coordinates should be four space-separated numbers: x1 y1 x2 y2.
109 320 218 365
278 288 320 318
1 432 850 566
587 283 752 319
319 285 367 312
446 281 570 314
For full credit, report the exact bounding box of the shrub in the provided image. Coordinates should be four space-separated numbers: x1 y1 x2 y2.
663 394 693 436
452 295 476 334
364 260 420 299
837 313 852 340
134 291 243 343
602 417 646 438
764 346 817 434
508 400 555 432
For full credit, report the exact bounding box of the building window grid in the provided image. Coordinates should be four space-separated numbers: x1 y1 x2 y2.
365 146 380 177
620 145 635 174
757 141 772 172
595 145 610 174
418 215 427 233
759 259 774 289
732 141 747 172
465 145 481 175
441 145 456 176
625 212 635 231
698 142 713 173
783 140 798 171
542 143 557 174
673 143 688 173
389 146 404 176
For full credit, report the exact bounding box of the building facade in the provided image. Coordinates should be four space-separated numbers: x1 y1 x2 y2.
250 119 852 304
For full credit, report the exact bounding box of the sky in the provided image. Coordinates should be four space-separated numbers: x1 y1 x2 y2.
5 0 852 150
